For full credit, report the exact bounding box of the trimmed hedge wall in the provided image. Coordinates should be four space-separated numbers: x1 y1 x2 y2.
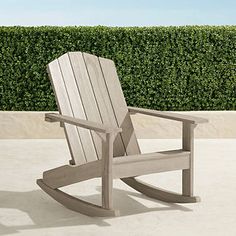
0 26 235 111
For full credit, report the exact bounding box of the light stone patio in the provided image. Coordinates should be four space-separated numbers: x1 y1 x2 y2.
0 139 235 236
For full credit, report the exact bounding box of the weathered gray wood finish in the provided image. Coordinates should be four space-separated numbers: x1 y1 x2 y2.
128 107 208 124
122 178 200 203
182 123 197 196
37 179 119 217
47 52 139 163
41 150 190 190
38 51 208 217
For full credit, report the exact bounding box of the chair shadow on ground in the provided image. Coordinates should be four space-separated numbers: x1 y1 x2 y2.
0 186 192 235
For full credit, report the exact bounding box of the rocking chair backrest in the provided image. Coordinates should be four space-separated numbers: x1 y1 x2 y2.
47 52 140 165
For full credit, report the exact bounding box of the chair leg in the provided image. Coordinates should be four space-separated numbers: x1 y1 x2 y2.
122 122 200 204
102 133 114 209
182 169 193 196
102 173 113 209
37 132 120 217
182 123 196 196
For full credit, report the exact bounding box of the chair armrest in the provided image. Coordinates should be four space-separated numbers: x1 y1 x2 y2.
128 107 208 124
45 113 122 134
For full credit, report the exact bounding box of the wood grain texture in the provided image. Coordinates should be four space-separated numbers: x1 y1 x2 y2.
113 150 190 179
37 179 119 217
68 52 104 159
102 133 114 209
45 113 122 134
182 123 197 196
58 54 97 162
47 60 86 165
43 160 102 189
128 106 208 124
122 177 200 203
99 57 140 156
83 53 126 157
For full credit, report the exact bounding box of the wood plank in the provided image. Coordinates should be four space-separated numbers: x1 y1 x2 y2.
83 53 126 157
122 177 200 203
45 113 122 134
102 133 114 209
99 57 140 156
68 52 103 159
114 149 190 164
182 123 196 196
37 179 120 217
128 107 208 124
43 160 102 189
58 53 97 163
47 59 86 165
113 150 190 179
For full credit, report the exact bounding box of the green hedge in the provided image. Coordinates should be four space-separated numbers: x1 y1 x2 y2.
0 26 235 111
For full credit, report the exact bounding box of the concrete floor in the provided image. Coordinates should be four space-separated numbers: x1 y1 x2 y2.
0 139 235 236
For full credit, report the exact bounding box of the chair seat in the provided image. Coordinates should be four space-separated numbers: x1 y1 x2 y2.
113 149 190 179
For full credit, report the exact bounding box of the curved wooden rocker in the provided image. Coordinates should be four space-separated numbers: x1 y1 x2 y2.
122 177 200 203
37 51 208 217
37 179 119 217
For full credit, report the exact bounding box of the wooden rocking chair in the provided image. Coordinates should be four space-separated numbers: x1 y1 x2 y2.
37 52 208 217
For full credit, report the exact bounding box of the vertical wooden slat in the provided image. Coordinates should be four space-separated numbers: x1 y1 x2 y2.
68 52 103 159
83 53 126 157
182 122 196 196
58 54 98 163
47 60 86 165
48 51 140 165
99 57 140 156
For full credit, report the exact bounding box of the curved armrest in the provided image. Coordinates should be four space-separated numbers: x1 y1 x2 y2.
128 107 208 124
45 113 122 134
